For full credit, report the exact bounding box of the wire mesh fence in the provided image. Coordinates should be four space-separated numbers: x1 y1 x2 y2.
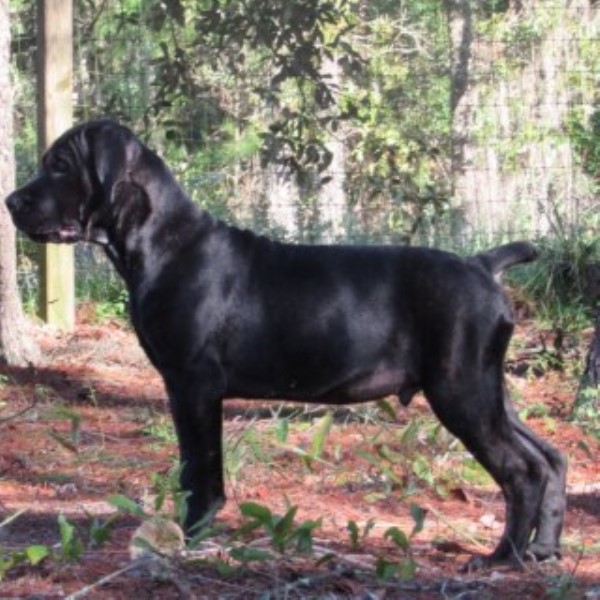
9 0 600 305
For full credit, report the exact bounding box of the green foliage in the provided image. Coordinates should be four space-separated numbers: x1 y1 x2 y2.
142 413 178 445
151 464 192 526
568 107 600 193
46 404 83 453
8 0 459 252
108 464 191 526
513 233 598 331
571 386 600 440
224 420 274 482
346 518 375 550
341 2 452 242
109 463 212 538
87 513 117 548
0 510 48 581
108 493 149 520
92 289 129 322
298 410 333 470
0 509 117 581
375 504 425 581
57 514 84 562
237 501 321 555
352 414 463 499
0 544 49 581
544 573 579 600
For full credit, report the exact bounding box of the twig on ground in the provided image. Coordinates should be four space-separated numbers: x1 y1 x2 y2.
425 505 490 552
0 395 39 425
65 558 152 600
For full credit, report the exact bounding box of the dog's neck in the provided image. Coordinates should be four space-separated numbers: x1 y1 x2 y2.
88 167 216 291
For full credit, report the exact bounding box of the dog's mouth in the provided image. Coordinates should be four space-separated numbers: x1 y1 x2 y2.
27 224 83 244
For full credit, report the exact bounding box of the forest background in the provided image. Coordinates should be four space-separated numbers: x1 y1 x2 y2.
8 0 598 266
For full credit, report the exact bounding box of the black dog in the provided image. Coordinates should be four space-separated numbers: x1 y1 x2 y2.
6 120 566 567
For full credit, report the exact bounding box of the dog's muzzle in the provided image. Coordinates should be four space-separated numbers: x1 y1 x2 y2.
5 191 83 244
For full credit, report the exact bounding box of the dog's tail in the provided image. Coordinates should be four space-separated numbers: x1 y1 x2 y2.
473 241 538 275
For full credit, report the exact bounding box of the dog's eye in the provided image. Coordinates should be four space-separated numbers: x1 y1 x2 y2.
48 155 71 175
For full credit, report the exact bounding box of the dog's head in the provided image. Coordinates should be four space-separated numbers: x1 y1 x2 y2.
5 119 146 244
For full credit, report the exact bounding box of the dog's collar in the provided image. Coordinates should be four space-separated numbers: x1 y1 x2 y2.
84 221 109 245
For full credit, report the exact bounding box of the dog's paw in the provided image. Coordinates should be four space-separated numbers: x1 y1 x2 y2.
461 554 493 572
526 542 561 562
462 551 522 572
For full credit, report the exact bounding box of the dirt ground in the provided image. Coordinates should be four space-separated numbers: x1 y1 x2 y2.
0 316 598 599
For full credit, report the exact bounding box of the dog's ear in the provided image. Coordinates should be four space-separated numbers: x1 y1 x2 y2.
85 180 150 244
110 180 151 235
87 122 141 200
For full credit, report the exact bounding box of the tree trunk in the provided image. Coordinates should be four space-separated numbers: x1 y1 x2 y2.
574 312 599 412
0 0 40 366
265 163 300 240
587 314 600 387
317 55 347 243
444 0 473 243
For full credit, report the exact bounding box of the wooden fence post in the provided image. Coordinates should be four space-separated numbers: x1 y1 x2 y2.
37 0 75 329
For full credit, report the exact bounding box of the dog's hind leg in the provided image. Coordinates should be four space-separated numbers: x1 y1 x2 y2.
503 389 567 559
424 369 550 567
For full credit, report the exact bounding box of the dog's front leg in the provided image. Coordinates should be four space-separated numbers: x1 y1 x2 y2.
163 363 226 532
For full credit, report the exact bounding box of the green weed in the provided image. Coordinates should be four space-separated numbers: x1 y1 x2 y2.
0 544 50 581
346 518 376 550
571 386 600 439
224 420 274 482
57 514 84 562
46 405 83 453
142 413 177 446
0 510 116 581
376 504 426 581
237 501 321 555
510 233 597 333
92 289 129 322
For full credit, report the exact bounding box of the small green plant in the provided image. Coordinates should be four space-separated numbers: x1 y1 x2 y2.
87 513 117 548
0 508 117 581
237 501 322 555
108 464 191 526
353 415 459 499
0 510 50 581
46 405 83 453
93 289 129 322
151 464 191 526
224 421 273 482
0 544 50 581
108 493 149 519
544 573 579 600
571 386 600 439
355 445 404 499
346 518 375 550
299 411 333 471
142 413 177 446
375 504 425 581
108 463 223 553
511 233 597 333
56 514 84 562
227 544 272 566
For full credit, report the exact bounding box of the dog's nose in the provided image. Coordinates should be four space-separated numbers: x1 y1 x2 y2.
5 191 25 213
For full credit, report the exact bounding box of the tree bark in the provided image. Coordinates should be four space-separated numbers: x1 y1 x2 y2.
0 0 40 366
573 311 599 418
317 55 346 243
265 163 300 240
